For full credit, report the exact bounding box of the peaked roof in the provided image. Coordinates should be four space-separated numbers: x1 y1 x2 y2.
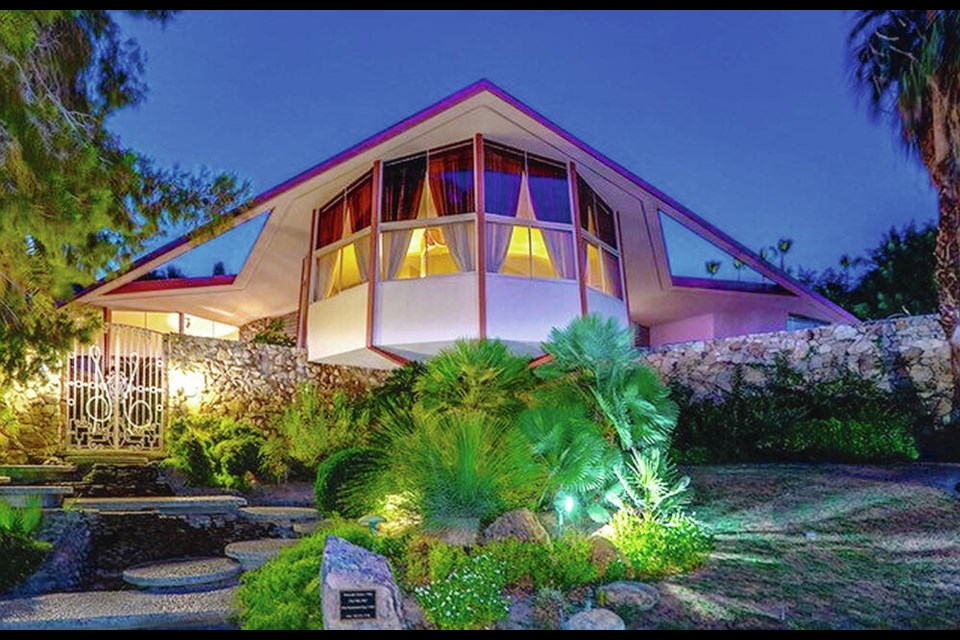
73 79 855 324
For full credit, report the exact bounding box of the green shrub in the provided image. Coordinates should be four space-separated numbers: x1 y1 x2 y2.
416 339 534 419
166 415 265 490
0 498 50 594
605 510 713 581
314 447 377 517
263 384 372 481
482 534 629 591
672 361 933 464
786 416 919 462
363 410 539 527
236 520 400 630
413 552 510 630
0 531 50 594
250 318 296 347
402 534 470 587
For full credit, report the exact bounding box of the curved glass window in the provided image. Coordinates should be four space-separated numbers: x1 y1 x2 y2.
379 141 476 282
577 175 623 299
486 222 575 280
312 171 374 301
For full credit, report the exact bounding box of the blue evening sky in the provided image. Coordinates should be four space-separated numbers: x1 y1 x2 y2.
110 10 937 277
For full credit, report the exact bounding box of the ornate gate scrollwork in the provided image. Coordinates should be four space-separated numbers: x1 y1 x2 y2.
64 324 166 451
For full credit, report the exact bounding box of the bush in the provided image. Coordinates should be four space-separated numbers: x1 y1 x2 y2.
362 410 539 528
671 361 932 464
0 531 50 594
314 447 377 517
786 416 919 462
250 318 296 347
263 385 371 481
166 415 265 490
413 552 510 630
0 498 50 594
236 520 402 630
605 510 713 581
416 339 534 419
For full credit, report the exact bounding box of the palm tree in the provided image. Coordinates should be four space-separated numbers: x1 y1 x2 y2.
777 238 794 271
704 260 721 278
849 10 960 413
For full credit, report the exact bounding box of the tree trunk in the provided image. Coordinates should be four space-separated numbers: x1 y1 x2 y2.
934 185 960 420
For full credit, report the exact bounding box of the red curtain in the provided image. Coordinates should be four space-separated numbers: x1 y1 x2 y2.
429 143 474 216
316 197 344 249
382 155 426 222
347 174 373 232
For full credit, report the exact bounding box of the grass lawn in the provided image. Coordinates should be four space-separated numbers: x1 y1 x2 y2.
636 464 960 630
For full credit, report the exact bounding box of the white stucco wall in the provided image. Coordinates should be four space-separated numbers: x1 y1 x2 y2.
486 276 581 343
377 274 479 348
307 284 368 360
586 288 629 328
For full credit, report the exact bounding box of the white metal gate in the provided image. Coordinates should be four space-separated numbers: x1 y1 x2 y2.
63 324 166 451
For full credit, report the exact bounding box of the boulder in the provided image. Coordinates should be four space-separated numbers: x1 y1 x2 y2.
588 536 632 578
563 608 625 630
320 536 404 630
480 508 550 545
598 580 660 612
432 518 480 547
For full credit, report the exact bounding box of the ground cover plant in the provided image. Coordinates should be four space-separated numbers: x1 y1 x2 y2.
0 498 50 594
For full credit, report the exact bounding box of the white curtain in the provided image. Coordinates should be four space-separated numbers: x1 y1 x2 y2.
354 236 370 282
440 223 474 272
382 230 413 280
314 252 338 300
542 228 575 279
485 222 513 274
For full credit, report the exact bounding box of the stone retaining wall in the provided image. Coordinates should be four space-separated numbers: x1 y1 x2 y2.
166 334 388 426
640 314 952 418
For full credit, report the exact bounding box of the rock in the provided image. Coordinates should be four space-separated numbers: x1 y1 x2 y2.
402 594 430 630
588 537 632 578
496 594 535 630
480 508 550 545
432 518 480 546
563 608 625 630
320 536 404 630
597 581 660 612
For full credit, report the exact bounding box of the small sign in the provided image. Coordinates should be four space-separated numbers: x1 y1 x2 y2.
339 590 377 620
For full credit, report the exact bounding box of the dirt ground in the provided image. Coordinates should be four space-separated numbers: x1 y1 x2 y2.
633 464 960 630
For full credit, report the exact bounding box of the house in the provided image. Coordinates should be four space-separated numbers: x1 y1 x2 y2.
72 80 855 369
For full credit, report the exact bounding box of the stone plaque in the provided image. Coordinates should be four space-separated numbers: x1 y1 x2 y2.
340 590 377 620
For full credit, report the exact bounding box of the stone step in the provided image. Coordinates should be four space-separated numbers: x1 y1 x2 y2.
239 506 319 523
123 557 242 591
225 538 299 570
0 485 74 507
65 454 151 466
293 520 325 536
0 587 236 630
0 475 9 485
68 495 247 515
0 464 77 485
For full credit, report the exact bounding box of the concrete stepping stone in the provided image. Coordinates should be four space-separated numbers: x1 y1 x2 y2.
123 557 241 591
69 495 247 515
293 520 325 536
225 538 299 570
0 484 73 507
0 475 10 485
239 506 319 523
0 586 236 630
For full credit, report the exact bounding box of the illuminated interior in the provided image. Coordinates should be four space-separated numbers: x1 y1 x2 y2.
111 310 240 340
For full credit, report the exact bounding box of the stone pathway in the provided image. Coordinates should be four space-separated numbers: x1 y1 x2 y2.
68 495 247 515
225 539 299 570
0 587 237 630
239 506 319 522
123 558 241 590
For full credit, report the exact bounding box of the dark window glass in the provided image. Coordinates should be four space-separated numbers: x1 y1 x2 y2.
528 156 570 223
382 154 426 222
484 143 523 217
316 196 344 249
428 143 474 216
577 176 595 234
596 199 617 249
